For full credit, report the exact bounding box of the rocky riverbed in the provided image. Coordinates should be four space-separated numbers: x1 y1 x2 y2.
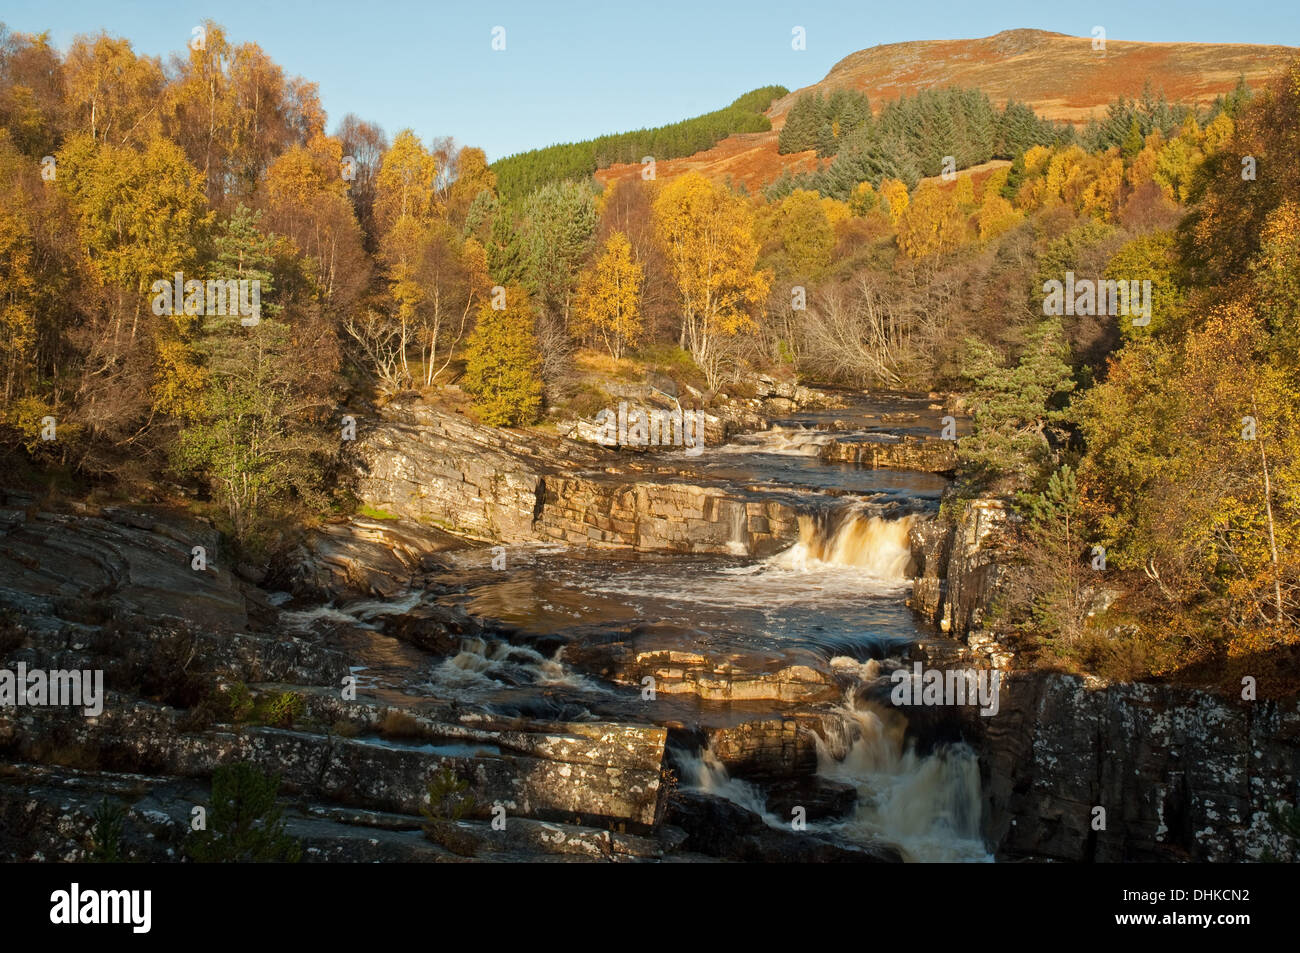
2 390 1295 863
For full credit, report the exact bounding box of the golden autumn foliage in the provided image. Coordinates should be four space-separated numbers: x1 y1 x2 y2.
1079 156 1123 220
652 172 770 390
1201 112 1234 154
1124 132 1165 194
819 196 851 229
878 177 909 225
754 188 834 278
976 193 1022 241
574 231 644 360
0 203 37 401
848 180 879 216
953 176 976 212
57 133 210 295
1022 145 1051 175
1153 137 1200 203
462 293 544 427
63 32 165 146
375 129 439 230
895 181 969 260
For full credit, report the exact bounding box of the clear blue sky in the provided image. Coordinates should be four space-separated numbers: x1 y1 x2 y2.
4 0 1298 161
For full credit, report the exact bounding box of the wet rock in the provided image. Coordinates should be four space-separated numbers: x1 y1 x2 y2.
819 436 957 473
665 789 901 862
709 717 821 778
379 602 485 655
565 625 839 704
764 777 858 820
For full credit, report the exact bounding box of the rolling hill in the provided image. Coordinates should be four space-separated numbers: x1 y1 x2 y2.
594 29 1298 193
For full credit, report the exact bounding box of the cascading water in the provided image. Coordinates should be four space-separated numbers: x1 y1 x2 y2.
380 399 989 860
814 696 990 862
674 692 990 862
676 694 989 861
675 745 777 821
428 636 606 700
768 508 918 578
671 506 990 862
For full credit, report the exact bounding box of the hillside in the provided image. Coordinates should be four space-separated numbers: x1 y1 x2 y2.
596 28 1298 192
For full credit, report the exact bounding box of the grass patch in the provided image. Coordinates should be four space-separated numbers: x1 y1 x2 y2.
574 349 642 382
378 710 424 738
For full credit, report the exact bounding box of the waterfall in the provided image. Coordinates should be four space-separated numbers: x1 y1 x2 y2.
815 697 990 862
769 509 918 579
726 500 750 556
676 696 990 862
675 745 778 821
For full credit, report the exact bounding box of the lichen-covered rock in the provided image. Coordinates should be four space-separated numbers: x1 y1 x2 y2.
709 717 822 778
966 672 1300 862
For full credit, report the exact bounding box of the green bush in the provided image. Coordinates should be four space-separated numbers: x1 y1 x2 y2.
256 691 306 729
421 766 477 822
88 798 126 862
186 763 302 863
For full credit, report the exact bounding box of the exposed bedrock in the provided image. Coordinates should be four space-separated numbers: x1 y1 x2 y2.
952 672 1300 862
0 701 668 830
908 497 1009 645
352 399 804 556
818 435 957 473
559 622 840 705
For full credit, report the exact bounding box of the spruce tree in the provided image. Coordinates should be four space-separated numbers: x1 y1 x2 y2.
1121 118 1145 159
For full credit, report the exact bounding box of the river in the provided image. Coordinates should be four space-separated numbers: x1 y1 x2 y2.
297 395 991 861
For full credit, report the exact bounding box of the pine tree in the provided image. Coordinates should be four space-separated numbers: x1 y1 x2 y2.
957 318 1076 489
487 208 526 286
815 121 837 158
778 93 825 154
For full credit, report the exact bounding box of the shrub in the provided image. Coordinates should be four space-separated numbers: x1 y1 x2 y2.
185 763 302 863
256 691 306 729
378 710 423 738
210 682 255 724
421 766 477 822
88 798 127 862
